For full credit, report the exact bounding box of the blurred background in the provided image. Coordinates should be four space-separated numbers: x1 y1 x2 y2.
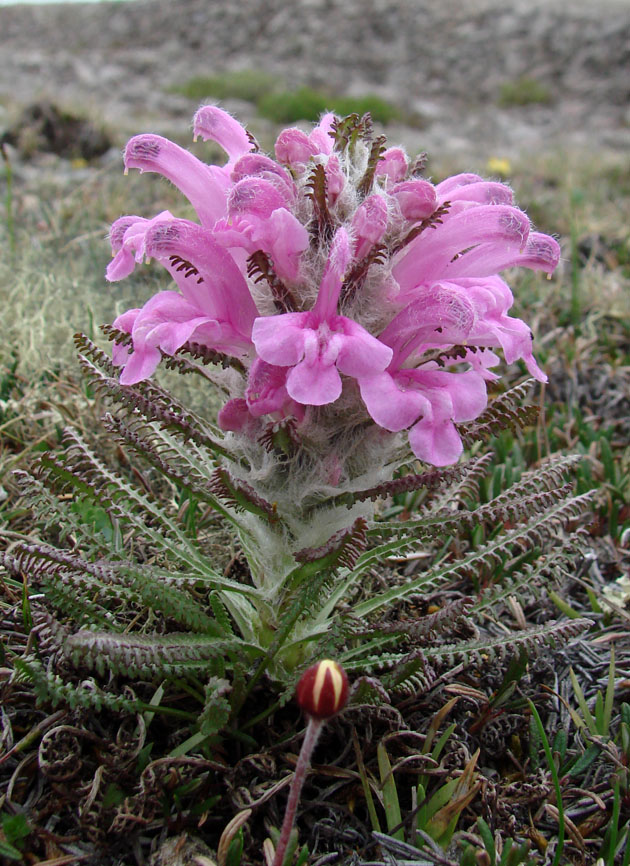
1 0 629 162
0 0 629 403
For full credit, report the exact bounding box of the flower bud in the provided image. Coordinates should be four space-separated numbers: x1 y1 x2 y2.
296 659 349 720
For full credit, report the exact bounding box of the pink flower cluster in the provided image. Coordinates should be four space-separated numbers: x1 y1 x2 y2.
107 108 560 466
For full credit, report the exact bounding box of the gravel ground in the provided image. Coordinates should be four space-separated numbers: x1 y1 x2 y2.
0 0 629 162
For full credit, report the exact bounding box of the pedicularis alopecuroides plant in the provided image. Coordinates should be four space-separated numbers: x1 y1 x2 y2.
6 109 593 728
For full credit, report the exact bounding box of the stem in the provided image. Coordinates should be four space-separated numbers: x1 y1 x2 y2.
272 717 323 866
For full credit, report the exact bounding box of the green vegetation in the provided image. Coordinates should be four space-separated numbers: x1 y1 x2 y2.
258 87 402 125
1 134 629 863
172 68 281 105
498 76 554 107
171 69 404 125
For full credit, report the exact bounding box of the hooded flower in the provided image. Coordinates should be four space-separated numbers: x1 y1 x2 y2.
251 228 392 406
106 109 560 465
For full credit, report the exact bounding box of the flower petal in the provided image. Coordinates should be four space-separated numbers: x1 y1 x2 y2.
443 232 561 279
391 180 438 220
352 194 388 259
228 176 291 219
231 153 296 200
252 312 310 366
359 371 431 431
217 398 252 432
106 212 174 281
392 204 531 292
287 358 342 405
325 154 345 204
275 127 317 166
131 291 213 353
119 345 162 386
245 359 291 416
124 134 229 226
312 228 352 321
409 415 463 466
408 368 487 422
441 180 514 206
111 308 140 366
374 147 408 184
435 172 483 195
308 113 336 154
379 283 476 365
144 218 258 336
333 317 393 377
193 105 253 162
264 208 310 282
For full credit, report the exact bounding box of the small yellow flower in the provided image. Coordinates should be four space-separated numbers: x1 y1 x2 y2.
486 156 511 177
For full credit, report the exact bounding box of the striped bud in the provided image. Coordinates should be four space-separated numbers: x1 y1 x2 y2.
296 659 349 720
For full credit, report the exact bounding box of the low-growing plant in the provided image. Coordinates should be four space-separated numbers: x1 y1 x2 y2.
171 70 402 125
0 812 31 862
3 109 592 749
498 77 554 108
258 87 401 125
171 69 281 105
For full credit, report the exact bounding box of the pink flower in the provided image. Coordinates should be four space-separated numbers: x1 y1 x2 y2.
192 105 254 172
216 177 309 282
111 218 258 384
274 113 335 167
358 285 487 465
251 229 393 406
107 109 561 465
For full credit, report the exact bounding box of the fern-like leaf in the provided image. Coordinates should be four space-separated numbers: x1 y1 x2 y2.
423 618 592 667
285 517 368 591
34 428 229 578
75 334 239 464
353 490 596 617
305 163 336 244
64 631 237 678
458 379 539 448
199 677 232 736
209 468 279 525
15 657 141 714
329 112 373 153
393 202 451 255
331 465 465 511
357 134 387 197
247 250 299 312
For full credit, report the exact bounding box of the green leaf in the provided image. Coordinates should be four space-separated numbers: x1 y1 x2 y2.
602 645 616 736
1 813 30 845
528 700 565 866
570 667 598 735
169 731 210 758
0 840 23 861
477 817 496 866
226 828 244 866
377 742 404 841
354 492 595 617
566 743 601 778
198 677 232 737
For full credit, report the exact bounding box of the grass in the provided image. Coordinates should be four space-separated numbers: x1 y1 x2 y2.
1 134 630 864
172 68 282 105
170 68 408 126
498 76 554 108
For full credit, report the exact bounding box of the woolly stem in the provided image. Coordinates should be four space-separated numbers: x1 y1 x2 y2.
272 716 323 866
